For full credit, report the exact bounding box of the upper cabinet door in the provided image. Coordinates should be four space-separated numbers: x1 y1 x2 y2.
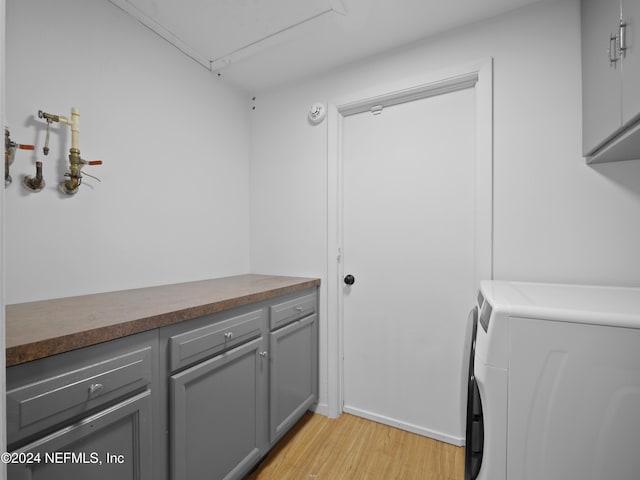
582 0 622 156
622 0 640 126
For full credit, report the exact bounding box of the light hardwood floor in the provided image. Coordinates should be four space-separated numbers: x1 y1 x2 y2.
245 413 465 480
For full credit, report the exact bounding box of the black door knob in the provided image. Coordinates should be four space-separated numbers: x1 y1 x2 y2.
344 274 355 285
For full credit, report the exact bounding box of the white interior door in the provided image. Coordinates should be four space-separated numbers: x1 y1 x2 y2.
342 86 477 442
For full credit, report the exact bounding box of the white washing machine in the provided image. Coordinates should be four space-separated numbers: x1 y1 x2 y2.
464 280 640 480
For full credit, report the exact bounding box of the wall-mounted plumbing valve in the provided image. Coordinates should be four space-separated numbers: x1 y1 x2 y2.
5 128 35 187
60 152 102 195
38 107 102 195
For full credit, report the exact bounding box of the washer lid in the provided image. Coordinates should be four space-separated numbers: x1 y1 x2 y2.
480 280 640 329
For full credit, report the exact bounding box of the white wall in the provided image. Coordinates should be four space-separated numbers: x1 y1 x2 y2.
6 0 640 446
0 0 7 474
5 0 252 303
249 0 640 439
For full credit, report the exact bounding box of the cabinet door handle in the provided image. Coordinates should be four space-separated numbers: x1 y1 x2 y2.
259 351 268 358
88 383 104 396
609 33 620 67
620 20 627 58
224 331 234 340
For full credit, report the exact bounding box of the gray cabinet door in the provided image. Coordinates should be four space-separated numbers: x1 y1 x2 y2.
622 0 640 125
269 314 318 444
582 0 623 155
170 337 267 480
8 391 152 480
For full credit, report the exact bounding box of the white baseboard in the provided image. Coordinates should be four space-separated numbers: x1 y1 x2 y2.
311 402 330 417
342 406 465 447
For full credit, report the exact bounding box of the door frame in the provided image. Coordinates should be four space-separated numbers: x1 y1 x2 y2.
325 58 494 419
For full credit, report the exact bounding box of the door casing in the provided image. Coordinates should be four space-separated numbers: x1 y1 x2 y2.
325 59 494 429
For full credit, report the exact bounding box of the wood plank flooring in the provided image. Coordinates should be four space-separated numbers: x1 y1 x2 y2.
245 413 465 480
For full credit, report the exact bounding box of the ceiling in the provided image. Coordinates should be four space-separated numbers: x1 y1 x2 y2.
108 0 549 92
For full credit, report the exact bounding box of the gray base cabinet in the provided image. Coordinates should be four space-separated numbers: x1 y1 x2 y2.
6 286 319 480
8 391 152 480
170 337 268 480
166 289 319 480
269 313 318 444
6 331 158 480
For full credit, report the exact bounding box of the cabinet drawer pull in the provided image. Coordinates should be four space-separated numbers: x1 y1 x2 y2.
295 307 303 312
224 332 234 340
88 383 104 396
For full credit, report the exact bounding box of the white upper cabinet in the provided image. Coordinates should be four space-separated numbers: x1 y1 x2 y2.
621 0 640 126
582 0 640 163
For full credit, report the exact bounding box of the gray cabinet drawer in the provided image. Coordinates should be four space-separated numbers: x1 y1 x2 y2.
270 292 317 330
7 346 152 444
169 309 265 372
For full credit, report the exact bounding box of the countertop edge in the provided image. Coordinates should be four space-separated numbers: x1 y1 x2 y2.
6 275 321 367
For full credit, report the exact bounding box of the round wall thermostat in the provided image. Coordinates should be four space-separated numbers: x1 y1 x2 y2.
308 102 326 124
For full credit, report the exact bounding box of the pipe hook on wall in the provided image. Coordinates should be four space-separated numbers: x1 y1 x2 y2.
23 162 46 192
